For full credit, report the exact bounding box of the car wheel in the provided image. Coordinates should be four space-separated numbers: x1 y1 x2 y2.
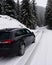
18 44 25 56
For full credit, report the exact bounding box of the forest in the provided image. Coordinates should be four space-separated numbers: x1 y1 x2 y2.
0 0 51 29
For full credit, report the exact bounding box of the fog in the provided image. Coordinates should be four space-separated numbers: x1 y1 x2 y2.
14 0 47 7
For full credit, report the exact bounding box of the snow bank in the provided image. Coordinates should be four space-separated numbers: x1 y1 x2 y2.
0 15 26 29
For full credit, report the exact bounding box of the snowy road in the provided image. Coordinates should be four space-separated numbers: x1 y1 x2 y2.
0 27 43 65
25 28 52 65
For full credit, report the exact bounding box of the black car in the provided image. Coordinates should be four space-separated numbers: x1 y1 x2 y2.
0 28 35 56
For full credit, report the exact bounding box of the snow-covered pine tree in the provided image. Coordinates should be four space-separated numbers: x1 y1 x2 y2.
45 0 52 28
20 0 36 29
31 0 37 28
16 0 20 20
32 0 36 17
0 0 5 14
3 0 17 18
0 1 2 14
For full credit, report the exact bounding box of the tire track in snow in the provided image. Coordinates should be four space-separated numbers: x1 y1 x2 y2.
16 29 43 65
24 30 44 65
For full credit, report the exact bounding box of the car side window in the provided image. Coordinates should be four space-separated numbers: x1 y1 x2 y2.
22 29 27 34
15 30 23 37
15 29 31 37
15 29 27 37
25 29 31 34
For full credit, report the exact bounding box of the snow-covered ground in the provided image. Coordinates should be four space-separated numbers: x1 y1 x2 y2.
0 15 51 65
25 28 52 65
0 15 43 65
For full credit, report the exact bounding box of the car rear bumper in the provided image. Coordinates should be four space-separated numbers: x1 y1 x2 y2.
0 44 19 56
0 47 14 54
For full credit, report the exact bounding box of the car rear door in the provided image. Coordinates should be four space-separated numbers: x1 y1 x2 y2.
25 29 34 45
14 29 30 46
22 29 34 46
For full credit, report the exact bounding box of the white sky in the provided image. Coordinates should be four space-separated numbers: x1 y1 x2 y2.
14 0 47 7
36 0 47 7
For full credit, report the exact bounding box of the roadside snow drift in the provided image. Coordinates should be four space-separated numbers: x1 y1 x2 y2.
0 15 26 29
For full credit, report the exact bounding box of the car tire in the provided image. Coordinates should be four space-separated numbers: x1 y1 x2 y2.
18 44 25 56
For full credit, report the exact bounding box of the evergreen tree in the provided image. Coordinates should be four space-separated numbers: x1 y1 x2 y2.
45 0 52 27
0 0 5 14
3 0 17 18
0 2 2 14
32 0 36 17
31 0 37 27
20 0 37 29
16 0 20 20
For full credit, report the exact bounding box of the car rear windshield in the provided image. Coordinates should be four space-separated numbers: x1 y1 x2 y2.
0 31 11 41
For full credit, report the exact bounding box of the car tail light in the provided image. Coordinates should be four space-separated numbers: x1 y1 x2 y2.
2 40 14 44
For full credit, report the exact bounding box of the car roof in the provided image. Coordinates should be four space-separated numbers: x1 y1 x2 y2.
0 28 27 32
